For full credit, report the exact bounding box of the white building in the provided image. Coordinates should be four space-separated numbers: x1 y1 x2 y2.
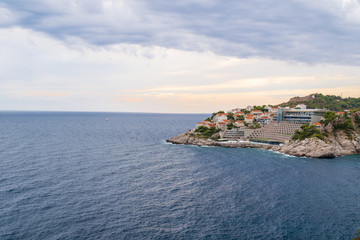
251 110 262 115
216 122 227 130
295 104 307 109
234 120 245 127
213 113 228 123
245 116 254 124
269 108 279 114
196 121 212 128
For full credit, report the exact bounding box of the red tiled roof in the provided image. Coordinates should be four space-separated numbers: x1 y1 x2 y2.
313 122 321 126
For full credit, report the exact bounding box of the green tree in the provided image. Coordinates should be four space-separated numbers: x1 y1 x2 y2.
236 115 244 121
227 112 234 121
227 123 234 130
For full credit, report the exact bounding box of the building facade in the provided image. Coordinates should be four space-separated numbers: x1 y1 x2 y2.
277 108 327 124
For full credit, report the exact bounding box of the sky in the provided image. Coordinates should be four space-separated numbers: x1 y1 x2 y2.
1 0 360 113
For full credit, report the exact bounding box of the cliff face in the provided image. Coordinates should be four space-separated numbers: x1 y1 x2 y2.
167 131 214 146
272 133 360 158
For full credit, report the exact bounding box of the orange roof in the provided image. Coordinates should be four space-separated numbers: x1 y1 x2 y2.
261 116 268 119
246 116 253 119
246 114 254 117
313 122 321 126
236 120 243 122
218 122 226 125
337 112 345 115
223 119 230 122
209 124 216 127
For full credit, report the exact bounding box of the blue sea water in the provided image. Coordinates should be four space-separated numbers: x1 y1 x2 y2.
0 112 360 240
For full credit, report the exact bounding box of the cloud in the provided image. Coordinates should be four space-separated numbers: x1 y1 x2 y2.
1 0 360 65
0 26 359 113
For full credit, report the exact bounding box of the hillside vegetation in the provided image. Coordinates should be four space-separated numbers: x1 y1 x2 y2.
278 93 360 111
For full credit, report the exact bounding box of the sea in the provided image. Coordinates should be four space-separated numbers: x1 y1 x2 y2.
0 111 360 240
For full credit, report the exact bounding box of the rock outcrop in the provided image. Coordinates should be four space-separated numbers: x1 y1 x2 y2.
273 130 360 158
167 131 214 146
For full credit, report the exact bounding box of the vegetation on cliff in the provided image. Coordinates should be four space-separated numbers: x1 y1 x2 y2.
292 125 326 141
194 126 220 139
278 93 360 111
292 111 359 142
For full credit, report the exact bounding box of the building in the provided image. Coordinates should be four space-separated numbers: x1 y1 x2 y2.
245 116 254 124
234 111 244 117
258 116 270 125
216 122 227 130
277 108 327 124
269 108 279 114
221 128 255 139
251 110 262 115
196 121 211 128
213 113 228 123
295 104 307 109
246 105 253 111
234 120 245 127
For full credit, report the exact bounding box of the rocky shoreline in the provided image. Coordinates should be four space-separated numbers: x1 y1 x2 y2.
167 130 360 158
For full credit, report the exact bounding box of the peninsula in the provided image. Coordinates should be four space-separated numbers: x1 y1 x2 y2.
167 94 360 158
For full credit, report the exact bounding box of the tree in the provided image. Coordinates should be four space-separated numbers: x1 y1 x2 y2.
227 123 234 130
227 112 234 121
236 115 244 121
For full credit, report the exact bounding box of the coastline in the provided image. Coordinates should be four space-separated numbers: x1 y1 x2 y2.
166 130 360 158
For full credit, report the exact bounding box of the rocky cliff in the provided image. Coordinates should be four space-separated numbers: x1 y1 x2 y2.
272 132 360 158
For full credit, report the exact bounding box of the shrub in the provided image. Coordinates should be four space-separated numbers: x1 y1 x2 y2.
195 126 220 138
292 124 326 141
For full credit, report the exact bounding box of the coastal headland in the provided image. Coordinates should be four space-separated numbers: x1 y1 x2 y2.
167 94 360 158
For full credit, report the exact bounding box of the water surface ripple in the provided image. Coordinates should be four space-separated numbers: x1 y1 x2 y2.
0 112 359 239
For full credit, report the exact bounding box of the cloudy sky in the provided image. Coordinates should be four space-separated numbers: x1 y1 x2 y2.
1 0 360 113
